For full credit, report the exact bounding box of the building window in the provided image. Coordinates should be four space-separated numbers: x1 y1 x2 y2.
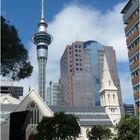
27 102 39 124
87 102 93 106
104 95 106 104
129 53 139 65
86 92 92 96
113 94 115 103
133 85 139 93
126 22 139 39
110 108 115 112
131 69 139 79
108 94 110 103
128 37 139 51
85 67 90 71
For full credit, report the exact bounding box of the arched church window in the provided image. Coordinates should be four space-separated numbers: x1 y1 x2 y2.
27 102 39 124
108 80 111 86
113 94 115 103
104 95 106 104
108 94 110 103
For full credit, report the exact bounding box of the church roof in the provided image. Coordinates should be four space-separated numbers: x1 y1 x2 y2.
49 106 113 126
100 54 117 93
1 89 113 126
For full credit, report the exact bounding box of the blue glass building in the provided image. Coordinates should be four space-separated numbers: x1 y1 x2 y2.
60 40 122 107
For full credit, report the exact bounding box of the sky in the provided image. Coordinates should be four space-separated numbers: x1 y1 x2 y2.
1 0 134 104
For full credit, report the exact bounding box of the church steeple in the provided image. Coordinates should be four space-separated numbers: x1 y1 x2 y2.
100 53 117 93
99 53 121 125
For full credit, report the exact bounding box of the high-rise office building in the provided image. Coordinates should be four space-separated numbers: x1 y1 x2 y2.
46 79 63 105
32 0 52 101
123 104 135 116
0 80 23 99
121 0 139 113
60 41 122 107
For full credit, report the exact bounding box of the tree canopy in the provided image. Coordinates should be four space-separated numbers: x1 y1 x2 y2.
114 113 139 140
35 112 81 140
87 125 112 140
1 16 33 80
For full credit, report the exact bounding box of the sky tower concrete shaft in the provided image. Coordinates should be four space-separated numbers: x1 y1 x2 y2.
32 0 52 101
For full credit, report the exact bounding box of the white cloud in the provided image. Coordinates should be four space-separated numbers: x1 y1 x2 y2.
119 72 134 104
46 1 129 83
15 2 134 104
48 2 128 63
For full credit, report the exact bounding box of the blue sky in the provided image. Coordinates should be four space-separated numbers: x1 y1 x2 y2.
2 0 126 46
2 0 134 104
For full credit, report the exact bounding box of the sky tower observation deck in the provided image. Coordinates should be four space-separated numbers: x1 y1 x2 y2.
32 0 53 101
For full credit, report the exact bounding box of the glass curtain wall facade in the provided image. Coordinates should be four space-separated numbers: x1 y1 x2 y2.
60 41 122 107
121 0 139 113
46 79 63 106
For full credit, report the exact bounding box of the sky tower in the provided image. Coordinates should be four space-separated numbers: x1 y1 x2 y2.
32 0 52 101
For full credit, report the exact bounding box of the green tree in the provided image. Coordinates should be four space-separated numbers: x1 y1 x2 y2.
114 113 139 140
1 16 33 80
87 125 112 140
35 112 81 140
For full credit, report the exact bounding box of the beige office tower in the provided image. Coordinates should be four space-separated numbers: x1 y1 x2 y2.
121 0 139 113
60 41 122 107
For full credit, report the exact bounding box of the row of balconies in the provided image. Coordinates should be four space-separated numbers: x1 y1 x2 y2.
134 91 140 100
132 75 139 85
130 59 140 71
128 43 139 57
125 13 139 32
126 27 139 45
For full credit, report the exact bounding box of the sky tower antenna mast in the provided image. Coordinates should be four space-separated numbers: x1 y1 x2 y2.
32 0 53 101
41 0 44 19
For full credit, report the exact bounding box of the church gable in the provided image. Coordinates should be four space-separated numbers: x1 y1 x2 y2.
0 94 20 104
13 89 53 117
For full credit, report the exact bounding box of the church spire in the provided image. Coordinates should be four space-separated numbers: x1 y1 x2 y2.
100 53 117 92
99 53 121 125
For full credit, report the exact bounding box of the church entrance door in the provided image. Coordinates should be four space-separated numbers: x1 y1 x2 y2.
28 134 35 140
